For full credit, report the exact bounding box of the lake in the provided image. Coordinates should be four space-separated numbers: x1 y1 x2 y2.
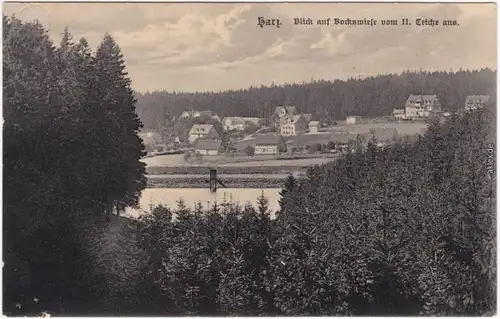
141 154 186 167
123 188 282 219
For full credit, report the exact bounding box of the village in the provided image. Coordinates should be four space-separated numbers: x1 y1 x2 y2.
5 2 496 316
139 94 490 168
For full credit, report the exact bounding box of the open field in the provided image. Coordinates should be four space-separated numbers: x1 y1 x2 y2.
142 153 338 168
218 157 333 167
323 122 427 135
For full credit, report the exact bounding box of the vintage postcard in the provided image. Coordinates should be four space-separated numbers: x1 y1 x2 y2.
2 1 496 317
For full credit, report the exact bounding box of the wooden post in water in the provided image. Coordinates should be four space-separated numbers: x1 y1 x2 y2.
209 169 217 192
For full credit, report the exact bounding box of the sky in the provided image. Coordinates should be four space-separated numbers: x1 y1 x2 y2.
3 2 497 93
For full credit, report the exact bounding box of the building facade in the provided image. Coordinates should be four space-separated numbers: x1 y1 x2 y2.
255 144 279 155
280 115 308 136
405 94 441 118
346 116 362 124
308 121 319 133
465 95 490 112
222 117 261 131
188 124 219 143
253 134 285 155
194 139 221 155
392 94 442 120
392 109 406 121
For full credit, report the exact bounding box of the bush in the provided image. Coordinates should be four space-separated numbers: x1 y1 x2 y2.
244 145 255 157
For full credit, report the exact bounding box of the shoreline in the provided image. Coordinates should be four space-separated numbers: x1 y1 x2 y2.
146 165 311 175
147 175 287 188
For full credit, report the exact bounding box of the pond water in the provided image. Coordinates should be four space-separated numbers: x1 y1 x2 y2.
123 188 282 219
141 154 186 167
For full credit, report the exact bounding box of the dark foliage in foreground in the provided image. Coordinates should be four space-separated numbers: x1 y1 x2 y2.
128 108 495 316
3 17 145 315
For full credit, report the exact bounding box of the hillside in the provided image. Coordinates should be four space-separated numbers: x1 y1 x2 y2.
135 69 496 131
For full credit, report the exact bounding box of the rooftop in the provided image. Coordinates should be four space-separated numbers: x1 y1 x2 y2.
233 134 283 150
189 124 214 134
255 134 284 146
466 95 490 102
223 117 247 125
280 114 304 125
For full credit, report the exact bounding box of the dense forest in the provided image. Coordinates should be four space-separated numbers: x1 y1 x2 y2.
136 69 496 131
3 16 145 314
3 15 496 317
97 107 495 316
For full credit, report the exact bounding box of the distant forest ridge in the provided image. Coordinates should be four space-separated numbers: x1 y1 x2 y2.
135 69 496 131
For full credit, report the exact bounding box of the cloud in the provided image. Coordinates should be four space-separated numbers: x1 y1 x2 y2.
3 2 496 92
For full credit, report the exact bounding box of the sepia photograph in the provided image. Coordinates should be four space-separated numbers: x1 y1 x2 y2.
2 1 497 316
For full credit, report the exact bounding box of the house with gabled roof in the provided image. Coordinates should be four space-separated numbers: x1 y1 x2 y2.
280 115 308 136
194 139 222 156
465 95 490 112
222 117 261 131
308 121 320 133
232 134 285 154
188 124 219 143
405 94 441 117
254 134 286 155
392 109 406 121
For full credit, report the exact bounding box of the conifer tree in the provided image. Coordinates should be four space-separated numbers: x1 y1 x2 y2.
93 34 146 212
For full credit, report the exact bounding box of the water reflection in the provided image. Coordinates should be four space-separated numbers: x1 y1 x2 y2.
124 188 282 219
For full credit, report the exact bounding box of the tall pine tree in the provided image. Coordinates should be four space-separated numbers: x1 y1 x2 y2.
93 34 146 213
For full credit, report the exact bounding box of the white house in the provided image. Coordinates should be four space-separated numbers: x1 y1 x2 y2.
222 117 261 131
188 124 219 143
346 116 362 124
254 135 285 155
222 117 246 131
405 107 419 120
308 121 319 133
280 115 308 136
194 139 221 156
465 95 490 112
405 94 441 118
